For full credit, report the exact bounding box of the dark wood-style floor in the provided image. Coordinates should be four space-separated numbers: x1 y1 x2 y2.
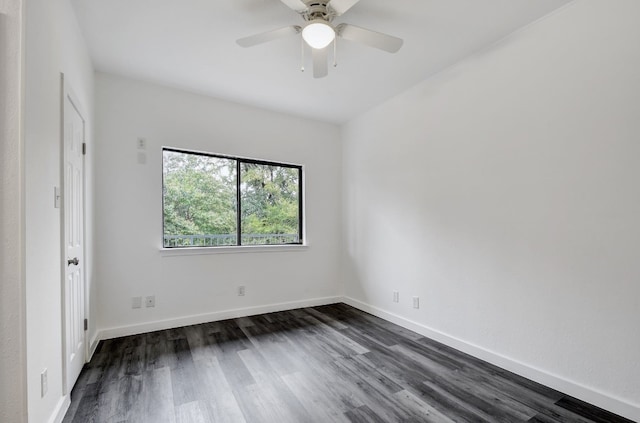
63 303 634 423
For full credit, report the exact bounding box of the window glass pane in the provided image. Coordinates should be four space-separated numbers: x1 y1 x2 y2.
163 150 237 247
240 163 300 245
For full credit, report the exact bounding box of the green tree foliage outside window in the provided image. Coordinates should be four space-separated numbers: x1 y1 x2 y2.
241 162 300 245
163 149 302 247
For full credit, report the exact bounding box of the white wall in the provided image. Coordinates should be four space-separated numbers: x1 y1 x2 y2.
94 73 342 337
0 0 27 421
342 1 640 420
23 0 94 421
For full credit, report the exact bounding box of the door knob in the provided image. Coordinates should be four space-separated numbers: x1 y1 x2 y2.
67 257 79 266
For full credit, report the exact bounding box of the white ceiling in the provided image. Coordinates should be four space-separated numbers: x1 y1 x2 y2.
71 0 571 124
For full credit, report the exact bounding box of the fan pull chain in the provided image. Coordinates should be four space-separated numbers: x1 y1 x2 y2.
300 36 305 72
333 37 338 68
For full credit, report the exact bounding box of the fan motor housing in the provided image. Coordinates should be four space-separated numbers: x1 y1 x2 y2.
303 2 333 22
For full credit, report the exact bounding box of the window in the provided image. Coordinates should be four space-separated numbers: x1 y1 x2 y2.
162 148 303 248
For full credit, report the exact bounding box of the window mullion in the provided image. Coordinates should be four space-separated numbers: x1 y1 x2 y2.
298 168 303 244
236 160 242 246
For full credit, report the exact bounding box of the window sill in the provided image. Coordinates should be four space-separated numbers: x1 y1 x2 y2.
159 244 308 257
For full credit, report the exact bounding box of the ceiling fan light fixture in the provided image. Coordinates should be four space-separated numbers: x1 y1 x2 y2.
302 20 335 49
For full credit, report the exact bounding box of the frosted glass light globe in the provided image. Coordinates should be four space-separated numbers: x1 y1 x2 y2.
302 21 335 49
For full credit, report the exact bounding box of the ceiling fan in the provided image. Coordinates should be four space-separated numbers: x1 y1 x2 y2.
237 0 403 78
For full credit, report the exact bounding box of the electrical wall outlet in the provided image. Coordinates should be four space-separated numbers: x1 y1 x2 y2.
412 296 420 309
145 295 155 308
41 369 48 397
238 286 246 296
137 137 146 149
393 291 399 303
132 296 142 309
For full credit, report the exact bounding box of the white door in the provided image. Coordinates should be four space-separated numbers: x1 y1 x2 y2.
62 77 86 392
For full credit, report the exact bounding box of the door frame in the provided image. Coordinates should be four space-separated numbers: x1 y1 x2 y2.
60 73 88 395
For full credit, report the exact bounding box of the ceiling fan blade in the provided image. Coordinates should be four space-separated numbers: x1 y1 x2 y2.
328 0 361 16
312 47 329 79
236 26 301 48
279 0 308 13
336 23 403 53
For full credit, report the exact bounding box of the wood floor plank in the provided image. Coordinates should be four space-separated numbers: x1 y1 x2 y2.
240 319 303 377
281 371 352 422
361 345 517 421
456 363 595 423
65 304 632 423
209 323 256 389
144 330 178 371
184 323 215 362
528 413 565 423
392 389 457 423
416 334 565 400
232 382 310 423
235 348 270 381
390 343 539 421
175 401 207 423
300 314 370 355
140 367 177 423
170 361 199 407
64 382 98 423
344 405 387 423
303 307 349 330
321 359 409 422
193 357 246 423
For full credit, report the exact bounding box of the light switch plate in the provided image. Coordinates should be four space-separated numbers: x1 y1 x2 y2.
132 296 142 309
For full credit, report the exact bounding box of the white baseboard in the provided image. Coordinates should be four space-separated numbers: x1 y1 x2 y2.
95 296 342 342
342 296 640 422
88 331 100 361
48 394 70 423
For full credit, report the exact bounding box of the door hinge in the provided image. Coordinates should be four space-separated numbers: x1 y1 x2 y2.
82 143 86 155
84 319 88 331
